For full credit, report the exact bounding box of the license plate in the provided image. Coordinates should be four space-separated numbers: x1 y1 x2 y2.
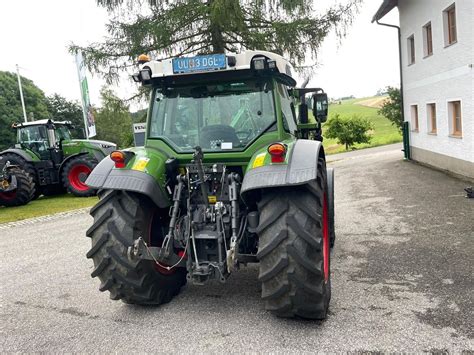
172 54 226 74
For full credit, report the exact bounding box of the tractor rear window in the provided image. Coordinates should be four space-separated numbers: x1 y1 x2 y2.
149 80 276 152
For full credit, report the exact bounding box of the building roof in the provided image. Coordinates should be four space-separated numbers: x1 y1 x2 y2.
372 0 398 23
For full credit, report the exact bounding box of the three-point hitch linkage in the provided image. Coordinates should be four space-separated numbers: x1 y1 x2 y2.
128 146 245 284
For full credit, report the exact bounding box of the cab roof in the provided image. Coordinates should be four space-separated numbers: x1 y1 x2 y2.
140 50 297 87
13 119 71 128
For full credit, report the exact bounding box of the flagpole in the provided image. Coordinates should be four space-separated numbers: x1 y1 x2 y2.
16 64 27 123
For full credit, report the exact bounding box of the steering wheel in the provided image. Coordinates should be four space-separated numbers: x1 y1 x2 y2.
236 130 252 142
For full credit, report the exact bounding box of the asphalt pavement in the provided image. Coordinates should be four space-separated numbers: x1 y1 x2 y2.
1 144 473 352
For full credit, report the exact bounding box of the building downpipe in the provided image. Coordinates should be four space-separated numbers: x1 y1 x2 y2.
375 20 409 160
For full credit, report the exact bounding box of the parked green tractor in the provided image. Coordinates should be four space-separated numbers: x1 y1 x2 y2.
85 51 335 319
0 119 116 200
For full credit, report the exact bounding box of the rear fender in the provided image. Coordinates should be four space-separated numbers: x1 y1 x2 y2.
85 147 171 208
241 139 325 202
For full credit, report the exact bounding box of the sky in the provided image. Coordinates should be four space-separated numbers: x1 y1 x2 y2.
0 0 400 112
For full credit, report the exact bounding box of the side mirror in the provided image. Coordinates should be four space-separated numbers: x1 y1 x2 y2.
312 93 328 123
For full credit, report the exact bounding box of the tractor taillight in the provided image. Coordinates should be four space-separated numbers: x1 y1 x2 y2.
110 151 126 168
268 143 286 163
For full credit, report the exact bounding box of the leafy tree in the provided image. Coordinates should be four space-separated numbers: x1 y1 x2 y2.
378 86 402 131
324 114 373 150
0 71 50 150
70 0 360 83
94 88 133 148
46 94 86 138
131 109 147 123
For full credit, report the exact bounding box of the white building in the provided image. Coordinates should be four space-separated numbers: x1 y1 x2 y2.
373 0 473 179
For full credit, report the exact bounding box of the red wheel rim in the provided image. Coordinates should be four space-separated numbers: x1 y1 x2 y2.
322 192 330 282
68 164 92 191
0 190 17 201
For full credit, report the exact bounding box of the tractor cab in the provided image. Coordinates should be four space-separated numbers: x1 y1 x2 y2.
14 120 73 162
132 50 329 154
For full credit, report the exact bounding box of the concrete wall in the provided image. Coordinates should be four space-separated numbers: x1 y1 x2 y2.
411 147 474 180
398 0 473 178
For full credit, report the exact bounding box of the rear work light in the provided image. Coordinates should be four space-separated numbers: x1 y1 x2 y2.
268 143 286 163
253 58 266 70
110 151 126 168
140 68 152 81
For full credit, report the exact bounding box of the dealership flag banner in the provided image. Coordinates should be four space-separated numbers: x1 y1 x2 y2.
75 52 96 138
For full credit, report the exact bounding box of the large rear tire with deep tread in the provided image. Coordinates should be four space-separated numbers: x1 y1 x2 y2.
327 167 336 248
0 167 35 207
257 158 331 319
86 190 187 305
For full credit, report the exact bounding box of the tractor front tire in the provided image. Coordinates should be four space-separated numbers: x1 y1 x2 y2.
0 167 35 207
257 160 331 319
62 156 97 197
86 190 187 305
1 153 40 199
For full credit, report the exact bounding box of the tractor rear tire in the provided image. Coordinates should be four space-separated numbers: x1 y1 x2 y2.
257 158 331 319
1 153 40 199
327 167 336 248
86 190 187 305
0 167 35 207
62 156 97 197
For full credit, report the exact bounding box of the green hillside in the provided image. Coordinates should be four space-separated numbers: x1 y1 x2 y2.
321 97 402 154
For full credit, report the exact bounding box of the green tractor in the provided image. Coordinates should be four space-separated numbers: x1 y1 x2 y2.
85 51 335 319
0 119 116 200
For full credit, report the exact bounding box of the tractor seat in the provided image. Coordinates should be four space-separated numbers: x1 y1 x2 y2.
199 125 240 150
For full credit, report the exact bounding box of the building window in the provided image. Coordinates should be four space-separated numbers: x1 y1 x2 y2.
448 100 462 136
411 105 419 131
427 103 437 134
423 22 433 57
443 4 457 46
407 35 415 65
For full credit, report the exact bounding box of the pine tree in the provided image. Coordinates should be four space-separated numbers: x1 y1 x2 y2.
70 0 360 82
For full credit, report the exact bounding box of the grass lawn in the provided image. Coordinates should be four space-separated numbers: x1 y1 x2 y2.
0 194 98 224
321 97 402 154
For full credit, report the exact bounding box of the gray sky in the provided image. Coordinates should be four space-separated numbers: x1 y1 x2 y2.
0 0 399 111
